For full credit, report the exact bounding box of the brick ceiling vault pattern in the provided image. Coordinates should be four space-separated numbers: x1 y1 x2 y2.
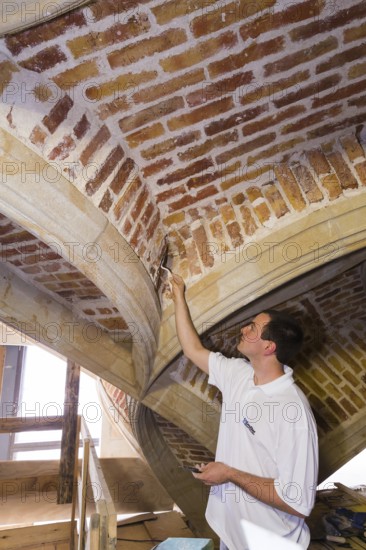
0 214 134 340
1 0 366 280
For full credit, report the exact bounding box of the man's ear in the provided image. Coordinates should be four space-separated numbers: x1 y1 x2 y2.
264 340 276 356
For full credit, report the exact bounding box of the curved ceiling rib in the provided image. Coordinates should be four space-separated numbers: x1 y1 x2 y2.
0 127 160 397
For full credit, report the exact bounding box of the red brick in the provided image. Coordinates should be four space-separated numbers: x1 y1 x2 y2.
19 46 67 73
187 169 222 190
80 125 111 166
191 0 276 38
110 158 136 195
160 31 237 73
114 176 142 221
67 14 151 59
142 158 173 177
131 187 150 222
85 70 157 101
273 74 341 109
281 105 343 135
312 78 366 108
262 183 289 218
168 185 218 212
307 113 366 139
0 230 35 245
156 185 186 204
85 146 124 196
119 96 184 133
30 125 47 147
5 10 86 55
317 44 366 75
73 115 90 139
241 71 310 107
178 131 238 162
247 137 305 165
209 37 285 79
99 189 113 213
42 95 74 134
146 212 161 241
290 1 366 41
344 21 366 43
157 158 213 186
264 37 338 77
327 152 359 190
125 123 165 148
122 217 133 236
274 165 307 211
205 104 268 136
186 71 253 108
348 95 366 108
239 0 324 40
141 131 200 160
141 202 155 226
216 133 276 165
133 69 204 104
48 135 76 161
291 164 324 203
97 97 129 121
108 29 187 69
90 0 152 21
242 105 305 136
168 97 234 131
192 225 214 268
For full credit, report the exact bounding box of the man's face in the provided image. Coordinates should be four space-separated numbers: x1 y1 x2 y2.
237 312 271 358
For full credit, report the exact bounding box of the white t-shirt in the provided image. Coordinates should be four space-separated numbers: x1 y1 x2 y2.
206 352 318 550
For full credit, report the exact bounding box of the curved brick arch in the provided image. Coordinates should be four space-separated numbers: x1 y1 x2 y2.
155 190 366 385
0 127 160 395
0 52 165 280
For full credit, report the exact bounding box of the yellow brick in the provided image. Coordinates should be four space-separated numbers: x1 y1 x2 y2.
53 60 99 89
348 61 366 79
85 70 157 100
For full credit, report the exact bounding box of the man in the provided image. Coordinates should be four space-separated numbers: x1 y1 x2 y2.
170 273 318 550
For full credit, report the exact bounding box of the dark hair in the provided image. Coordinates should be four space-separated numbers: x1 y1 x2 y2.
261 309 304 364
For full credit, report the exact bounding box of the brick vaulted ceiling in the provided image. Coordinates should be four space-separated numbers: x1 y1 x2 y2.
1 0 366 535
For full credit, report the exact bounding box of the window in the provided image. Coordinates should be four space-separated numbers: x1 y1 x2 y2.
1 344 101 460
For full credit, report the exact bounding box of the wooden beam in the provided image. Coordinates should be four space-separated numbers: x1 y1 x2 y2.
0 521 74 549
81 419 117 550
0 416 63 433
58 360 80 504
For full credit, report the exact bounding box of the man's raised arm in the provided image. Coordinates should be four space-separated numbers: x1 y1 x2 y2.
170 274 210 374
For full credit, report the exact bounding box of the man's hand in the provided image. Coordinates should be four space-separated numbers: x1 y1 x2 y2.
193 462 231 485
194 462 307 518
170 273 185 302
